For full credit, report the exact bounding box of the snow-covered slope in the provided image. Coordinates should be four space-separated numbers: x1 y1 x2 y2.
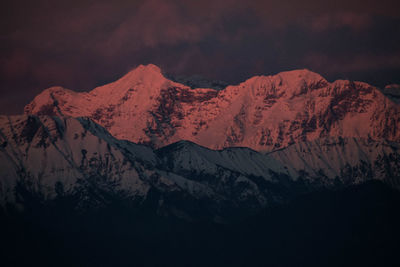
0 115 156 204
0 115 279 219
1 115 399 220
25 64 400 152
270 137 400 186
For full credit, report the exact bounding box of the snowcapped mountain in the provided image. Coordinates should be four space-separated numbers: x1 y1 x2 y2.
1 64 399 220
24 64 400 152
0 115 153 203
1 115 399 220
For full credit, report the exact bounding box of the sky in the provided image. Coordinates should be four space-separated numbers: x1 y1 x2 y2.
1 0 400 114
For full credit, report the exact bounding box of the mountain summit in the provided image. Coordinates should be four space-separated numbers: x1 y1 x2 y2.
25 64 400 151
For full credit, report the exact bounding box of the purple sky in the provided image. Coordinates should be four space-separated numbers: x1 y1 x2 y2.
1 0 400 114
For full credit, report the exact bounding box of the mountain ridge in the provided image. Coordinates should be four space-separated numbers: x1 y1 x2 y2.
24 64 400 152
1 114 399 221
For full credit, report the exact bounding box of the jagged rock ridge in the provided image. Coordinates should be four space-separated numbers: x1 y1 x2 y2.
24 64 400 151
1 115 399 220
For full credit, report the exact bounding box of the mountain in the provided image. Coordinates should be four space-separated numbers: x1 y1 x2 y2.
1 115 399 221
3 65 400 266
24 64 400 151
383 84 400 104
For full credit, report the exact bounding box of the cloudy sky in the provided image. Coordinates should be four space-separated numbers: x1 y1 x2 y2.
1 0 399 114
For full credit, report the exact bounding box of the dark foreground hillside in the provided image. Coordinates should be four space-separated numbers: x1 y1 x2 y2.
1 180 399 267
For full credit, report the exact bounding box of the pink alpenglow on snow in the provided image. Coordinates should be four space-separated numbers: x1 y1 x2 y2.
25 64 400 152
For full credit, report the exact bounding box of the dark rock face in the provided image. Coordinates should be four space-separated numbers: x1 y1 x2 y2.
323 83 373 126
20 116 41 143
35 103 58 116
145 86 218 143
91 105 116 130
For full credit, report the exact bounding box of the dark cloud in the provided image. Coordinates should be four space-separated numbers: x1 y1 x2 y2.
1 0 400 114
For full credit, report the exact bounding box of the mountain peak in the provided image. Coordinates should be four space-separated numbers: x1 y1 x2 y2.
268 69 327 90
122 63 164 81
240 69 327 87
277 68 326 82
114 63 165 84
90 63 177 99
234 69 328 99
134 63 162 73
